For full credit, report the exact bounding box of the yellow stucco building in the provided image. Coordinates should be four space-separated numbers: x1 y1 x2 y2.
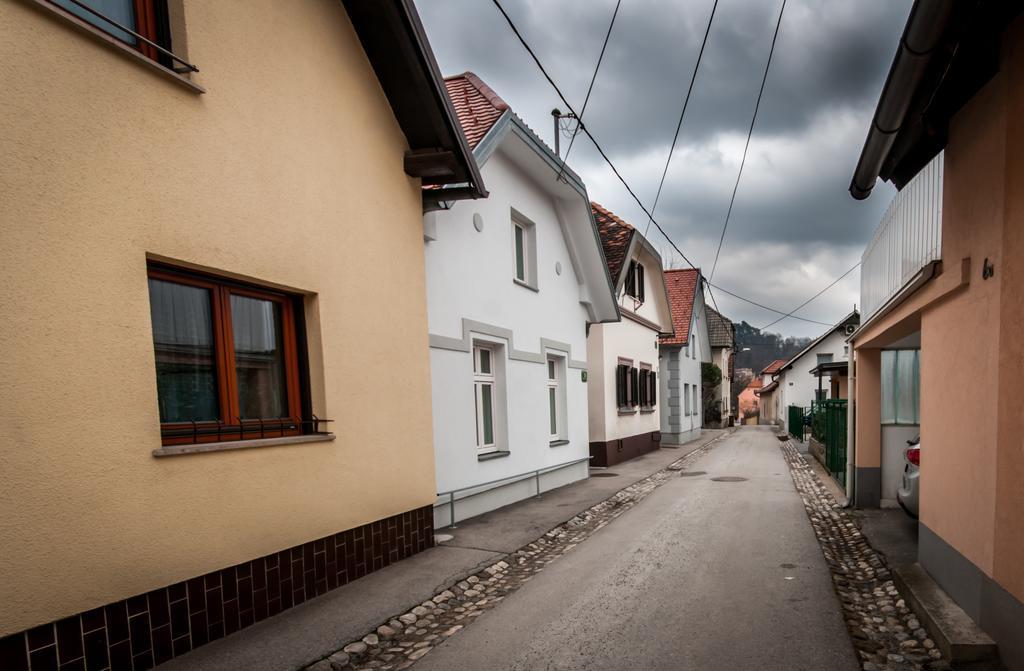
0 0 483 667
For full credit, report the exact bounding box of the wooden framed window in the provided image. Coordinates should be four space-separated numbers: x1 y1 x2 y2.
624 261 645 303
50 0 172 65
147 266 304 445
616 360 639 410
639 363 656 409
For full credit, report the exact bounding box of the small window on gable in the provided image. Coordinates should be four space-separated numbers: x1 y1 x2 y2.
624 261 645 303
511 212 538 289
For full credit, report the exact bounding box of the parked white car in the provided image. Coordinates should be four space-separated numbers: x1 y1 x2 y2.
897 437 920 518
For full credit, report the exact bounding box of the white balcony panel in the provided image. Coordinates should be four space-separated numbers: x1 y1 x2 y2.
860 153 943 321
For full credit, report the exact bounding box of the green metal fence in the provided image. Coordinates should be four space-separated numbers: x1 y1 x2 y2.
788 405 804 442
811 399 847 485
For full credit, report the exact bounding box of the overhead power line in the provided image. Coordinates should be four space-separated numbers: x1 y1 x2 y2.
489 0 840 330
708 0 787 282
640 0 719 246
756 261 861 331
705 281 834 327
555 0 622 181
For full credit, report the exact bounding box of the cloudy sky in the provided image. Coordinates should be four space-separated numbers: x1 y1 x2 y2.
417 0 913 338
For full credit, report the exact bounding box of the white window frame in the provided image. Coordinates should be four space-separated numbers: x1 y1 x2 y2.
473 344 497 453
546 356 565 442
511 210 538 289
684 383 691 416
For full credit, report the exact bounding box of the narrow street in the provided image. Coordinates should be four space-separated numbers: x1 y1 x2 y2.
416 426 859 671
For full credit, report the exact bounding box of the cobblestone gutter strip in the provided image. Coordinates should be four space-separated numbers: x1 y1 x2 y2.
779 440 950 671
305 432 729 671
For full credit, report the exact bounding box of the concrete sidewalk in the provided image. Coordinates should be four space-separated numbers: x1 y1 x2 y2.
162 431 724 671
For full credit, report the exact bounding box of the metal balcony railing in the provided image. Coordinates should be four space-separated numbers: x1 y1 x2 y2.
59 0 199 73
860 153 943 321
435 455 592 528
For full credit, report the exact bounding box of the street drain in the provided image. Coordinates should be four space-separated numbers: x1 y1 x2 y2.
776 435 789 441
710 476 748 482
677 471 707 477
590 472 619 478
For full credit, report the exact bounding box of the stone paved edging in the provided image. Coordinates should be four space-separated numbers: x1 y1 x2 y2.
304 432 730 671
779 439 950 671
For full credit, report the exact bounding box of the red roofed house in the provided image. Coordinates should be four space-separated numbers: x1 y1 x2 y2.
586 203 674 466
423 73 619 526
738 378 763 421
660 269 712 444
755 359 788 425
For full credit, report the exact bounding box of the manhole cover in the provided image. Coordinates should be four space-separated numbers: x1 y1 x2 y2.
710 476 748 482
590 472 619 478
677 471 707 477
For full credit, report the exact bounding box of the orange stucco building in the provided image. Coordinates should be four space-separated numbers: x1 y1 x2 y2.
848 3 1024 667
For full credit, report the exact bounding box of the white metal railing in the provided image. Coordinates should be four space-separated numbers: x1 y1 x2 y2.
860 153 944 321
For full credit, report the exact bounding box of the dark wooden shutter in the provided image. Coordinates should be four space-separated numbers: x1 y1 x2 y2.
630 367 639 406
651 371 657 406
615 364 626 407
637 264 645 302
638 369 647 406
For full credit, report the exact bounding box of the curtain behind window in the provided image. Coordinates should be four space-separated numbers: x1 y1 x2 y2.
881 350 920 424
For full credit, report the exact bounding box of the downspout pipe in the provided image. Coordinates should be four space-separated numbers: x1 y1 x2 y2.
849 0 954 200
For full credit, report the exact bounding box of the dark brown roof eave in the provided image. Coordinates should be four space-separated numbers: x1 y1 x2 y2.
343 0 486 202
850 0 1023 200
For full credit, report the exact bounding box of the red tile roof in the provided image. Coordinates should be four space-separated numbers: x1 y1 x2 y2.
746 378 764 390
661 268 701 346
591 202 635 284
760 359 788 376
443 72 509 150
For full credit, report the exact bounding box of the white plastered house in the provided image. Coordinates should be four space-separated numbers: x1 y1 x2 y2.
586 203 674 467
423 73 619 527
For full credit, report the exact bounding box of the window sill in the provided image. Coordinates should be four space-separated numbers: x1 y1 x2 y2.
640 408 656 414
549 439 570 447
477 450 510 462
153 433 335 457
618 407 638 415
512 278 539 293
24 0 205 94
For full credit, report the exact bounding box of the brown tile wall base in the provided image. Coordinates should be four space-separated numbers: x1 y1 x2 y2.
589 431 660 468
0 505 434 671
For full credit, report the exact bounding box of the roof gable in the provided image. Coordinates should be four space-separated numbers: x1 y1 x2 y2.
443 72 509 150
343 2 484 204
434 72 618 324
661 268 701 345
591 202 635 285
760 359 788 376
779 310 860 373
706 306 734 348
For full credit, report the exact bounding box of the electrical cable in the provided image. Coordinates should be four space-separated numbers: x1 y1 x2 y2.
640 0 719 245
491 0 838 329
555 0 622 182
708 0 787 282
757 261 860 331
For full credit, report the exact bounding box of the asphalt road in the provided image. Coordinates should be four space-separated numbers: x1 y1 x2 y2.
417 426 860 671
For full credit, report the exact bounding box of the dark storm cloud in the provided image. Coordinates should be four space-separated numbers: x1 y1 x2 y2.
416 0 912 336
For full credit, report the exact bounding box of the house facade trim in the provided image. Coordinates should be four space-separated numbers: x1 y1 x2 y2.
429 318 588 370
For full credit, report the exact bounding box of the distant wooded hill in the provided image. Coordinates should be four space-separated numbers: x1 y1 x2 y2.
733 321 812 375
